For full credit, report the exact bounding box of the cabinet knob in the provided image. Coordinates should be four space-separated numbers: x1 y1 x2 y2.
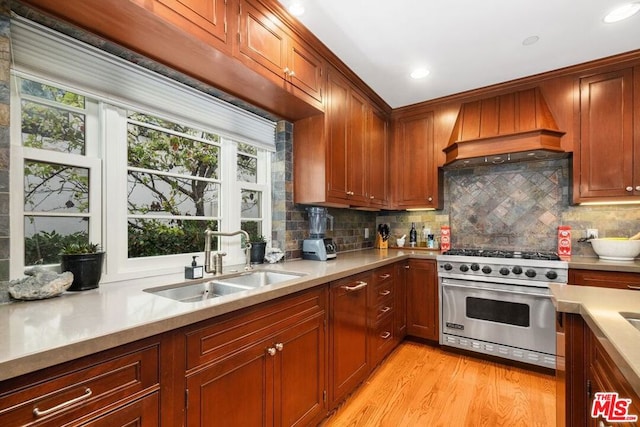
427 196 433 202
370 195 375 199
267 347 276 356
636 186 640 191
275 342 284 351
404 265 410 269
626 186 633 192
283 67 290 76
289 70 295 77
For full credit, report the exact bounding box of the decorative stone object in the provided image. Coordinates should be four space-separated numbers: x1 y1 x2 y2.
8 267 74 301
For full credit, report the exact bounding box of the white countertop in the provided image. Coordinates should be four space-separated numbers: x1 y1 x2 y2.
551 283 640 397
0 249 436 382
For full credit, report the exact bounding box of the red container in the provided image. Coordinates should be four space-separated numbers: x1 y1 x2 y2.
440 226 451 253
558 226 571 259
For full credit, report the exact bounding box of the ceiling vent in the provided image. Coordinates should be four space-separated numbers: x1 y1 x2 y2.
443 87 567 168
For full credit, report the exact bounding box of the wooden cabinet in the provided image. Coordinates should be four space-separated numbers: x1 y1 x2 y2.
0 337 161 426
329 271 371 406
392 112 443 209
237 0 324 105
294 68 390 209
368 265 396 366
570 269 640 291
394 260 409 343
575 66 640 203
132 0 230 51
405 258 439 341
184 287 327 427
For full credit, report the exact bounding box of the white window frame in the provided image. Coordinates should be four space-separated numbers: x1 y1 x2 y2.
9 17 275 285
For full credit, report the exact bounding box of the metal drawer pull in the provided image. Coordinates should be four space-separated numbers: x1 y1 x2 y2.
380 331 391 339
343 281 368 291
33 388 92 417
628 285 640 290
380 306 391 314
275 342 284 351
379 289 391 296
267 347 276 356
379 274 391 279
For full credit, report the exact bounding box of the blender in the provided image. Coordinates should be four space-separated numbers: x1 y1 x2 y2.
302 207 337 261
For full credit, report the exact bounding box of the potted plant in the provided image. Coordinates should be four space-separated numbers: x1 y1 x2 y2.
60 242 105 291
247 232 267 264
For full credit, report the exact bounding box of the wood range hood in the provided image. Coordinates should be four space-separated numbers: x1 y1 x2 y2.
443 87 567 168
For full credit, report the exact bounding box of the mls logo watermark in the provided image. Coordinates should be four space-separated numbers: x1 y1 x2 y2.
591 392 638 422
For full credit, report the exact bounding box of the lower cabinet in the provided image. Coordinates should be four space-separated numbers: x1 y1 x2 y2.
406 259 439 341
329 271 371 407
0 337 162 426
184 287 328 427
570 269 640 290
369 264 397 366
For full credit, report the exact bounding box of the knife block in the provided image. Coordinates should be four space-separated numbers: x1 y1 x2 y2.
375 234 388 249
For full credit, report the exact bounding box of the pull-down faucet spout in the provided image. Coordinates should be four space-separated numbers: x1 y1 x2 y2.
204 229 253 275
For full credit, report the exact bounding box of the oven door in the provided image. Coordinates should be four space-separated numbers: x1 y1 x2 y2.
440 277 555 355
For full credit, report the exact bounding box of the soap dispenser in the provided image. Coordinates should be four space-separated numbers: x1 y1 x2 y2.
185 256 204 279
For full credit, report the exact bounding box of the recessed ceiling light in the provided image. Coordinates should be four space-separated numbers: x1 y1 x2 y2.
288 2 305 17
603 2 640 23
410 68 430 79
522 35 540 46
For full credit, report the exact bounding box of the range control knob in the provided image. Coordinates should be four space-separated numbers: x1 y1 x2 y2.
459 264 469 272
525 269 537 278
546 270 558 280
482 266 492 274
444 263 453 271
471 263 480 271
512 266 523 275
499 267 510 276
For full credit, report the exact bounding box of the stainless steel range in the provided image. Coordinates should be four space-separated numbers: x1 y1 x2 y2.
437 249 568 369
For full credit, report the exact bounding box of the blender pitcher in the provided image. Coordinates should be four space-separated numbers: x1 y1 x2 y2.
307 207 333 238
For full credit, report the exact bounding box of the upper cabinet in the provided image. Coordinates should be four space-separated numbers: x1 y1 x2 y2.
237 0 325 106
133 0 230 52
294 67 390 209
391 111 443 209
574 66 640 203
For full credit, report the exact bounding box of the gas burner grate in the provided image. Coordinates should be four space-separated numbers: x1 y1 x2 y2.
443 248 561 261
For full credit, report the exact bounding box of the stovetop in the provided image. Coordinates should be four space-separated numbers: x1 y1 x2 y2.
442 248 561 260
437 247 568 285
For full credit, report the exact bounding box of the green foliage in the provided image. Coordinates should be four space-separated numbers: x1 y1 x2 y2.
60 242 101 255
127 219 216 257
242 221 265 242
24 231 89 265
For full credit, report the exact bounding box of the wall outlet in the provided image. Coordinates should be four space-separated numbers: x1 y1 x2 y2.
364 228 369 239
587 229 599 239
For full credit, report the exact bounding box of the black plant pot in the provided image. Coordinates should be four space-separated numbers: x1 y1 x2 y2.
61 252 105 291
249 242 266 264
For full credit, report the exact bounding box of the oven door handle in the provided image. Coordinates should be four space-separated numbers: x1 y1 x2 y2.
441 282 550 298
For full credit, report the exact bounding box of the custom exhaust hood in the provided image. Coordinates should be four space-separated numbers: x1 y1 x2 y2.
443 87 567 168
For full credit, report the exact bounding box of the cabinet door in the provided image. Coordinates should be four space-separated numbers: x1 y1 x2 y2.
185 340 274 427
83 393 159 427
326 70 350 203
329 273 371 406
569 269 640 290
394 113 438 208
578 68 636 201
368 107 389 207
238 0 288 79
346 89 369 204
406 259 438 340
394 261 409 342
132 0 229 50
274 313 327 427
288 39 324 103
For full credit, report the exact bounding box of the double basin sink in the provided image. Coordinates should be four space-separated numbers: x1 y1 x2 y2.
144 270 306 303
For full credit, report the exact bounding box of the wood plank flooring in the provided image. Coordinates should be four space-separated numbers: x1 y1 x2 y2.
322 341 556 427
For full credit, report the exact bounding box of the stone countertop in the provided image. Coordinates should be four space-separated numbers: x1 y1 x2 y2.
567 256 640 273
0 249 436 382
550 283 640 397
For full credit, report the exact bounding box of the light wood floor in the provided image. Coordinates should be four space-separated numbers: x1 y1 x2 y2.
322 341 556 427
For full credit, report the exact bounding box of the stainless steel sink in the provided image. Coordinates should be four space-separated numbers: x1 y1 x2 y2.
144 270 305 303
215 270 304 288
621 313 640 332
144 281 254 303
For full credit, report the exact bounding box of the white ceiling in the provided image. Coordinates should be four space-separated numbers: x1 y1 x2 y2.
278 0 640 108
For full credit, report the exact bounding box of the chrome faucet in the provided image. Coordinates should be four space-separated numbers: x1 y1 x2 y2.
204 229 253 275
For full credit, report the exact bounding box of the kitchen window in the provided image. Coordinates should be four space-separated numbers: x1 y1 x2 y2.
9 17 275 283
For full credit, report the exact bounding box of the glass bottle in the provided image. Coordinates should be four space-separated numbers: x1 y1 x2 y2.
409 223 417 247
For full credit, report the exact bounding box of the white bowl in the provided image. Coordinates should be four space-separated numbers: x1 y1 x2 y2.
590 238 640 261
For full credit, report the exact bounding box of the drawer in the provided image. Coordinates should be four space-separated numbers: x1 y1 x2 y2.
373 266 394 288
185 287 326 371
0 343 159 426
373 298 393 322
569 269 640 290
371 316 395 362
